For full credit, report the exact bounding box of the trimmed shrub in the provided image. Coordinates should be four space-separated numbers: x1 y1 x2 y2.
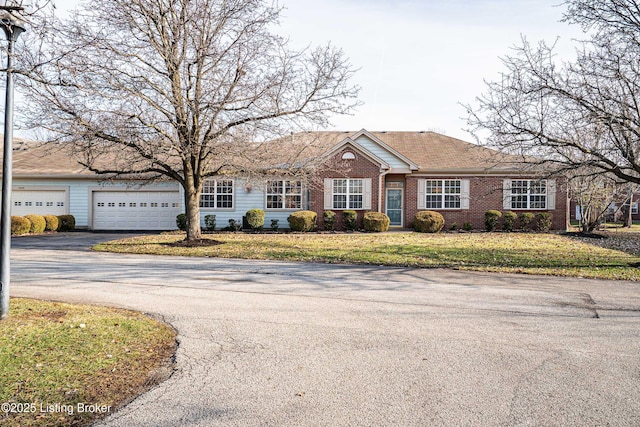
535 212 553 232
484 210 502 232
463 222 473 231
343 210 357 231
176 213 187 231
43 214 59 232
11 216 31 235
246 208 265 230
323 211 336 231
363 212 390 232
502 211 517 232
204 214 216 231
24 214 46 234
57 215 76 231
414 211 445 233
288 210 317 232
518 212 535 231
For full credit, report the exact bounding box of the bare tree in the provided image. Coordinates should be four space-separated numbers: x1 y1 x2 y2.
569 171 620 232
466 0 640 187
19 0 359 240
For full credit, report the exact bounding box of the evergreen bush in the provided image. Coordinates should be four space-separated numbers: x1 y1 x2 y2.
502 211 517 232
535 212 553 232
518 212 535 231
343 210 357 231
246 208 265 230
363 212 390 232
288 210 317 232
323 211 336 231
24 214 46 234
43 214 59 232
176 213 187 231
414 211 445 233
11 216 31 235
57 215 76 231
484 210 502 232
204 214 216 231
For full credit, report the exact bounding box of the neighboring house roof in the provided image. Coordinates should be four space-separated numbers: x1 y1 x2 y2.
1 129 531 178
9 140 93 177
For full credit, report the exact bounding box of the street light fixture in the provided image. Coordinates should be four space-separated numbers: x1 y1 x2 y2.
0 0 28 320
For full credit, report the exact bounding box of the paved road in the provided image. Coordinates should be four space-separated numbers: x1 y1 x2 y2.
10 233 640 426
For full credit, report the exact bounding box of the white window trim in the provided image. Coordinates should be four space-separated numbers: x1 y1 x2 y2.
201 179 235 210
323 178 372 210
505 179 551 210
265 180 303 211
417 179 469 210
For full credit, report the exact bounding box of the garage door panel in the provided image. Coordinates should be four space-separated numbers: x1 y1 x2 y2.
93 191 180 230
12 190 68 216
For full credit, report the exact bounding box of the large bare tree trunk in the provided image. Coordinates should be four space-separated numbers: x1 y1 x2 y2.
184 174 202 241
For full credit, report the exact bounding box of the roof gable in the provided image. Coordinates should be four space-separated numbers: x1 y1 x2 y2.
350 129 419 171
323 137 391 170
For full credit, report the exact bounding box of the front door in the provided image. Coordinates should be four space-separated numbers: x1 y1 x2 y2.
386 188 403 226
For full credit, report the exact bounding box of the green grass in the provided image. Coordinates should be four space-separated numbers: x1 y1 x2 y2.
0 298 176 427
93 231 640 281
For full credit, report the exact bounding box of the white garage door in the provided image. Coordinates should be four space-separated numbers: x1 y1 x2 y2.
12 189 68 216
92 191 181 230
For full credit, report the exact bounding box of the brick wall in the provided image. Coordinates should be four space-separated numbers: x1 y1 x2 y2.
311 148 381 230
406 176 568 230
310 148 569 231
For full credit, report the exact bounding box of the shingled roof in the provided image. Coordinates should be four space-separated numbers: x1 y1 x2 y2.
2 130 526 177
284 130 526 173
7 140 92 177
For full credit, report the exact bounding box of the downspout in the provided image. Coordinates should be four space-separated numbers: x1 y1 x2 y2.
378 168 391 213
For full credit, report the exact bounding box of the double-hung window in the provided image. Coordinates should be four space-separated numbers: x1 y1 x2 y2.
201 179 234 209
424 179 462 209
266 180 302 210
323 178 372 210
332 178 364 210
510 180 546 210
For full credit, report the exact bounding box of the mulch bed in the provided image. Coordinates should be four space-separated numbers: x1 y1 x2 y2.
164 239 224 248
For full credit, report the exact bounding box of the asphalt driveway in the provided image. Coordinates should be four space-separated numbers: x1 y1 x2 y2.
9 232 640 426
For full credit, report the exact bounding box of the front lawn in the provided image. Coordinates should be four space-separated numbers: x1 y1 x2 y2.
0 299 176 427
93 232 640 281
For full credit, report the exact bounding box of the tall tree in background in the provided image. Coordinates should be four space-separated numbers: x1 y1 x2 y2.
20 0 359 240
466 0 640 188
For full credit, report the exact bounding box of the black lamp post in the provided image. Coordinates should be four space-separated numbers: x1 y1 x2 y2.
0 0 27 320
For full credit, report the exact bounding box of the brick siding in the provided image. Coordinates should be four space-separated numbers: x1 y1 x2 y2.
406 176 568 231
311 148 381 230
310 149 569 231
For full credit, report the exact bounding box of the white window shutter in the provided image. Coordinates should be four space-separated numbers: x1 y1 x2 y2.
547 179 556 210
460 179 470 210
503 179 512 210
417 179 426 210
324 178 333 210
363 178 372 210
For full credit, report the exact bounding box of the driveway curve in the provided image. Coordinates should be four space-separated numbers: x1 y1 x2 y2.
10 233 640 426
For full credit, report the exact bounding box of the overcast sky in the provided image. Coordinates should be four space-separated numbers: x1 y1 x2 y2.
49 0 585 142
276 0 586 141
